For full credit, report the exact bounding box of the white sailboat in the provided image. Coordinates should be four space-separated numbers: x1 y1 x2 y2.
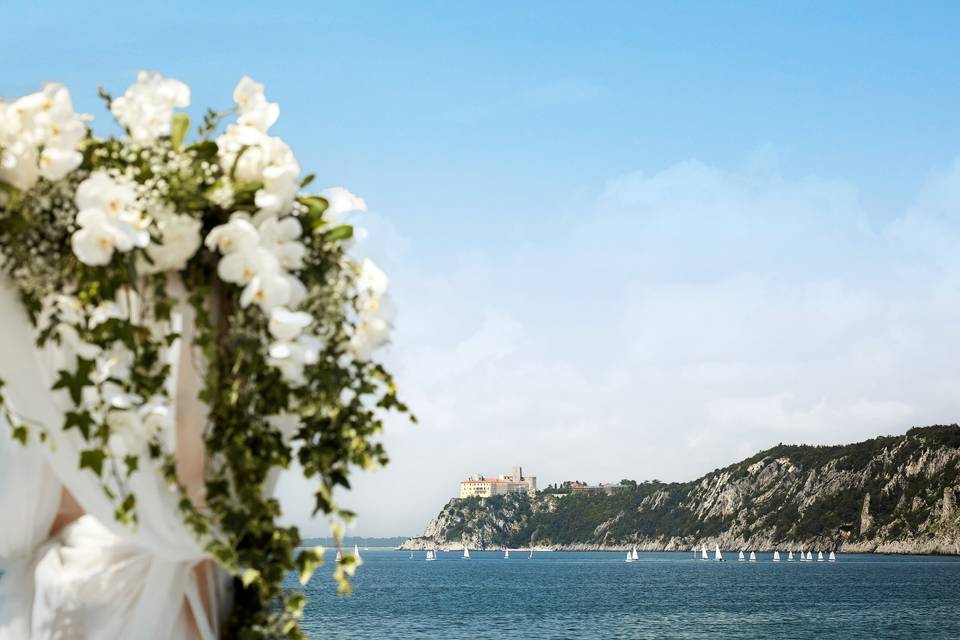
738 551 745 562
463 546 471 560
504 549 509 559
335 550 342 562
714 543 724 562
773 551 781 562
828 551 836 562
354 544 361 561
700 543 709 560
528 547 533 559
425 550 436 561
631 546 639 561
625 551 634 563
787 551 794 562
806 551 813 561
817 551 824 562
409 551 413 559
749 551 757 562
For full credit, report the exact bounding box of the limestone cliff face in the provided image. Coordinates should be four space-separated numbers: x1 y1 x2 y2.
400 425 960 553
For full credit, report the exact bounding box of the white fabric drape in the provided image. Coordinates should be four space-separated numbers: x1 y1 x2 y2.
0 277 229 639
0 427 62 640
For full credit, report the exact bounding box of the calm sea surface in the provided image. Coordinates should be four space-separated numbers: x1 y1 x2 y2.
290 550 960 639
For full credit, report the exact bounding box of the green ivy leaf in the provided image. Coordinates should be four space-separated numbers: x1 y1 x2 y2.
187 140 219 161
170 113 190 150
241 568 261 588
298 196 329 230
52 358 95 405
114 493 137 526
296 547 324 586
79 448 106 476
64 410 94 439
324 225 353 242
11 424 28 445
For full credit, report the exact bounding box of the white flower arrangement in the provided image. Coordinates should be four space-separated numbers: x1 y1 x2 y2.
0 72 409 636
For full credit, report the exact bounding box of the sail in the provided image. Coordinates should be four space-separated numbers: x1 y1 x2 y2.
817 551 824 562
829 551 836 562
354 544 361 560
504 549 509 559
463 547 470 559
788 551 794 561
749 551 756 562
738 551 745 561
806 551 813 561
701 544 708 560
625 551 633 562
335 551 342 562
773 551 781 562
714 544 723 561
632 546 639 561
528 548 533 559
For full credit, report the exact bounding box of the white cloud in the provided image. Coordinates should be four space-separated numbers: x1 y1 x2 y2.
280 153 960 537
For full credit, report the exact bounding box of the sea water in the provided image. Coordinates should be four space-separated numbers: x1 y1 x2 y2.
290 550 960 639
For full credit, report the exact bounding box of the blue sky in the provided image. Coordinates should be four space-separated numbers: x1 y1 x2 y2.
6 2 960 536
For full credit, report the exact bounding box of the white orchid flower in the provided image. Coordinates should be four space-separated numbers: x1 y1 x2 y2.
205 217 259 254
259 216 305 270
217 124 269 183
357 258 389 299
285 274 308 307
217 246 276 285
106 410 145 457
75 171 138 214
101 382 143 410
319 187 367 225
259 215 301 245
233 76 280 132
0 83 86 189
41 115 87 151
38 146 83 181
347 259 393 359
139 397 175 451
54 324 102 361
255 163 300 217
0 144 39 191
111 71 190 143
268 307 313 341
71 209 127 265
349 315 391 360
89 301 127 328
240 267 291 311
93 341 135 384
267 334 323 386
72 172 150 264
141 211 202 274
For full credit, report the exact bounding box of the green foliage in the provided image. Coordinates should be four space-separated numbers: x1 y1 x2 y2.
170 113 190 150
439 426 960 550
0 95 412 638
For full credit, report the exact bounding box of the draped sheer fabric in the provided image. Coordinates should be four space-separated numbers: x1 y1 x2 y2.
0 277 229 639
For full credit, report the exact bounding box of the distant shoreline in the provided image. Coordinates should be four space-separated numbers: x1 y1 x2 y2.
398 540 960 555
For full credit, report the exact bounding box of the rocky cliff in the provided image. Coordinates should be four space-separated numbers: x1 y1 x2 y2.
401 425 960 553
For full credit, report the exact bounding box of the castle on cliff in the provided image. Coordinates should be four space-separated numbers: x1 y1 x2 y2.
459 466 537 498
